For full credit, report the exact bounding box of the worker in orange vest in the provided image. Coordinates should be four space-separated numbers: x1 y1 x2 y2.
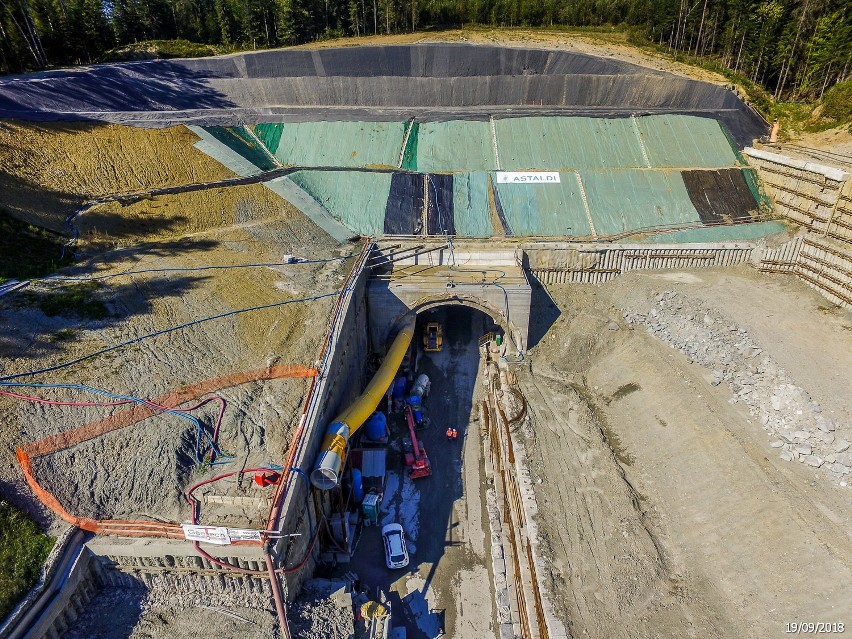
446 427 453 440
452 428 458 440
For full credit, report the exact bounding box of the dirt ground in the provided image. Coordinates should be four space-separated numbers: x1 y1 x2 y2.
0 122 243 232
521 266 852 638
0 205 354 532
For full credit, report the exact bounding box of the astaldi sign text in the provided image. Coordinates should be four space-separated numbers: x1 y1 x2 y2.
496 172 561 184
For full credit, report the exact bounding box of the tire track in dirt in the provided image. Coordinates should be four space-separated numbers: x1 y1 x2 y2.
517 369 670 638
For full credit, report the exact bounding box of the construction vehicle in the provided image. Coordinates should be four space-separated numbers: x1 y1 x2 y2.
423 322 442 352
403 405 431 479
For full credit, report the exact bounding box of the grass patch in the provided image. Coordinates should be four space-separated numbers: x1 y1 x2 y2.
0 500 54 620
817 80 852 132
103 39 222 62
49 329 77 342
20 282 109 320
611 382 641 401
0 211 72 283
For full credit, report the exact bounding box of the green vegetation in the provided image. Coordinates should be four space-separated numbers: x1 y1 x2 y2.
21 282 109 320
820 80 852 129
0 211 72 284
103 39 221 61
0 500 54 621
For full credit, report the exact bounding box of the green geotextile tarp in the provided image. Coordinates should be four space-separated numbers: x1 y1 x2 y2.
634 220 789 243
288 170 392 236
400 121 419 171
494 116 646 170
254 123 284 156
265 121 406 168
247 114 740 173
495 174 592 236
492 115 739 171
453 172 493 236
415 121 497 172
636 115 740 168
581 169 700 236
201 126 278 171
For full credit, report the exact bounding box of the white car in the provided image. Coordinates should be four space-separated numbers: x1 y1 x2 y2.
381 523 410 569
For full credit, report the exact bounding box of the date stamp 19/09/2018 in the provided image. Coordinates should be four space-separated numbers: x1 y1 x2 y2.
785 623 845 634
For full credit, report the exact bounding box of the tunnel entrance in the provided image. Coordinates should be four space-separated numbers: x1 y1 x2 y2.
315 303 499 638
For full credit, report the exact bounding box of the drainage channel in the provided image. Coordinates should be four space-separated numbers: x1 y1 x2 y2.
480 347 568 639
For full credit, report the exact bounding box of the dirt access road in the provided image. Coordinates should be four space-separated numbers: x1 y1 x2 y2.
340 306 496 638
519 266 852 639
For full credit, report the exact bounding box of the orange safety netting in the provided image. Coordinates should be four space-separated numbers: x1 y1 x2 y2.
16 365 317 538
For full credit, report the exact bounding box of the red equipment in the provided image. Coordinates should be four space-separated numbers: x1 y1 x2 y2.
254 471 280 487
404 405 432 479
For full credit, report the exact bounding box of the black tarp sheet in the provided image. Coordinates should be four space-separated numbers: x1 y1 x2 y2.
426 174 455 236
683 168 759 224
384 172 423 235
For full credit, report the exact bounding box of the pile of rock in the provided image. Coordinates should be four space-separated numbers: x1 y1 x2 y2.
287 578 355 639
622 290 850 488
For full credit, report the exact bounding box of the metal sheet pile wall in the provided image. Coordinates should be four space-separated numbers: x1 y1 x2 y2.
526 242 757 284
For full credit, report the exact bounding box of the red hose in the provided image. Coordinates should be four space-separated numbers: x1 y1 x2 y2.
3 389 228 460
0 390 132 406
191 520 320 575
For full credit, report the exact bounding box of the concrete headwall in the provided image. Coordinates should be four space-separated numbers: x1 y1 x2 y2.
367 246 531 353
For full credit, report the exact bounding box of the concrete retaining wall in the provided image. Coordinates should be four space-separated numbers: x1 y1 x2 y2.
744 148 852 308
273 256 372 597
744 147 852 244
759 236 852 307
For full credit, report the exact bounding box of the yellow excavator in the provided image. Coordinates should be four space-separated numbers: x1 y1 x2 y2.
423 322 443 352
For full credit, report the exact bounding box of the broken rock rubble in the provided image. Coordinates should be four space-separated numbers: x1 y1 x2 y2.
622 290 850 488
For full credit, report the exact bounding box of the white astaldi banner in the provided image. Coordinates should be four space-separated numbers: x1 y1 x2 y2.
227 528 263 542
182 524 265 545
496 171 561 184
182 524 231 545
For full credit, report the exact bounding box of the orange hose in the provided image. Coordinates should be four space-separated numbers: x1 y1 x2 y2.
16 365 317 539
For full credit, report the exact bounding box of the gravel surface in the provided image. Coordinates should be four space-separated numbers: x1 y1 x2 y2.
0 212 352 532
623 290 849 486
65 583 278 639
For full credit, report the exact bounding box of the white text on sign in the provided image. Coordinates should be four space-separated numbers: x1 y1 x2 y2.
496 172 561 184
